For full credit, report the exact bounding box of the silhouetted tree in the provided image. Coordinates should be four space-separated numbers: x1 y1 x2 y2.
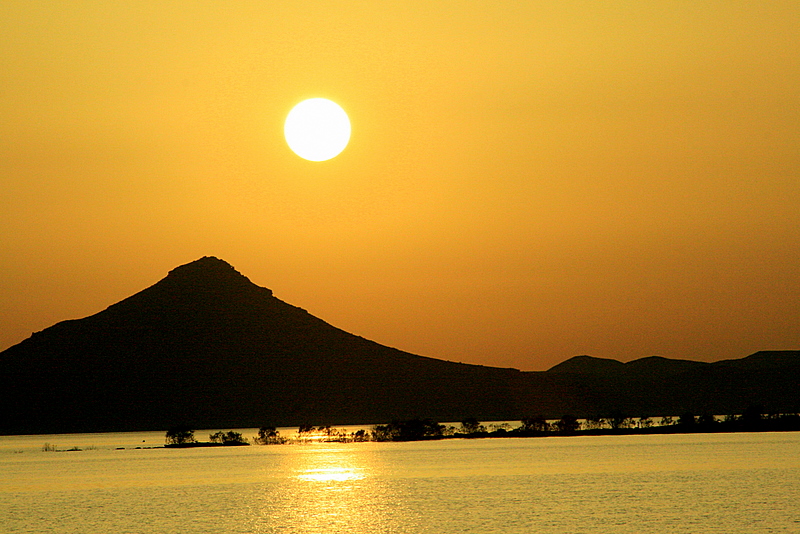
227 431 246 444
351 429 368 442
482 422 510 436
660 415 674 426
584 415 606 430
399 419 444 441
256 426 285 445
638 416 653 429
555 414 580 434
165 427 196 445
678 412 696 428
371 424 392 442
209 430 248 445
741 405 764 430
698 413 717 429
372 419 444 441
317 425 340 441
298 423 315 436
460 418 485 435
520 416 549 433
608 410 629 430
776 413 800 431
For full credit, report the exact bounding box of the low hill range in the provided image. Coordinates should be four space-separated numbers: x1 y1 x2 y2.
1 256 798 435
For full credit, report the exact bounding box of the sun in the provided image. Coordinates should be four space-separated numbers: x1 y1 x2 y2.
284 98 351 161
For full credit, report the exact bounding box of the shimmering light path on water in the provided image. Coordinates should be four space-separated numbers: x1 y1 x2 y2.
2 432 799 533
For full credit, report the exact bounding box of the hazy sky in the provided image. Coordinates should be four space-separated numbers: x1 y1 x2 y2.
2 2 798 370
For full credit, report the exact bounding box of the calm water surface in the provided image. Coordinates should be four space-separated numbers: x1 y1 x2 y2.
2 430 799 533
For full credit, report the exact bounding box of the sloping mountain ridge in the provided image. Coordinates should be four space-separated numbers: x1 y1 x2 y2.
1 257 798 435
546 355 626 374
0 257 523 434
538 351 800 418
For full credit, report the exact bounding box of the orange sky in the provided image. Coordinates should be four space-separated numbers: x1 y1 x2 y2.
1 2 798 370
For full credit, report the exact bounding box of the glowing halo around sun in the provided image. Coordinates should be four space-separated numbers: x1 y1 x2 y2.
284 98 351 161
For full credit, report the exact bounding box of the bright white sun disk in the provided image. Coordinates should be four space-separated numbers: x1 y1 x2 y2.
284 98 351 161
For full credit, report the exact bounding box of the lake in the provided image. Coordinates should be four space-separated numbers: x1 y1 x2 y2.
2 430 799 533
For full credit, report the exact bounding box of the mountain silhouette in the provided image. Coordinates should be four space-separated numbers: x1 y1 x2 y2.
540 351 800 418
547 355 626 374
1 257 798 434
0 257 522 434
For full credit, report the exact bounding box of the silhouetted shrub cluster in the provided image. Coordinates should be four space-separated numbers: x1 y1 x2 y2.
254 426 286 445
165 427 248 447
209 430 248 445
165 427 196 445
372 419 445 441
163 407 800 448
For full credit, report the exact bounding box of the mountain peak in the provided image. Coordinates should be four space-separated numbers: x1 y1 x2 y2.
546 355 625 374
162 256 271 296
168 256 241 280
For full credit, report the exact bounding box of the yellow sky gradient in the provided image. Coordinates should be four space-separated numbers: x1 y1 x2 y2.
1 2 798 370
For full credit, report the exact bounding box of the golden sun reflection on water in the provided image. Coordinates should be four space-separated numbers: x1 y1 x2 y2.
290 446 373 482
251 444 406 533
297 467 365 482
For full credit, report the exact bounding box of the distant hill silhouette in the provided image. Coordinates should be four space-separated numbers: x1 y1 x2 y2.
547 355 625 374
1 257 798 434
539 351 800 418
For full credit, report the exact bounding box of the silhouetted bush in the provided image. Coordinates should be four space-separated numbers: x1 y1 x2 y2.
165 427 196 445
520 415 550 433
606 410 625 430
741 405 764 431
555 414 580 434
460 418 486 435
371 419 445 441
697 413 717 429
351 429 369 442
638 416 654 429
255 426 286 445
318 425 337 440
584 415 606 430
678 413 697 428
209 430 248 445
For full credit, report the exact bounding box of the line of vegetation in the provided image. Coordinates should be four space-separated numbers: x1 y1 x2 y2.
162 406 800 447
164 427 249 447
41 443 98 452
